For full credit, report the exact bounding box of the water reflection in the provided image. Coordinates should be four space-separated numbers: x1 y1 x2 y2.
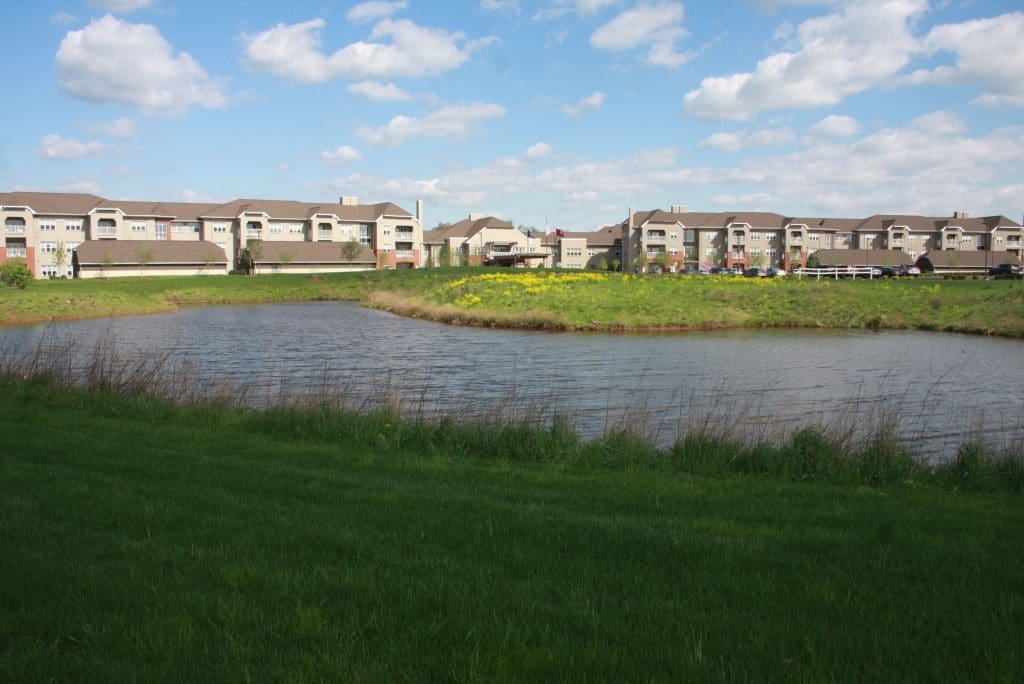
3 301 1022 459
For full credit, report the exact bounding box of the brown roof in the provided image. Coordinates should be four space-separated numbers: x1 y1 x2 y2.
918 250 1021 268
633 209 787 229
811 249 915 266
0 191 104 214
557 225 622 246
94 199 222 219
74 240 227 265
204 198 413 221
256 241 376 264
423 216 514 242
789 217 863 232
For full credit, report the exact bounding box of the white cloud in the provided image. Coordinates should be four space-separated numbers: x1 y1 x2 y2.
346 80 412 102
50 11 79 25
534 0 621 20
88 0 153 13
591 3 692 68
700 126 796 152
55 16 226 116
242 18 493 83
807 114 861 139
56 178 102 194
909 12 1024 107
39 134 107 160
355 102 506 146
560 91 605 117
481 0 520 12
346 1 408 24
684 0 926 120
89 117 138 139
322 145 364 166
526 142 554 160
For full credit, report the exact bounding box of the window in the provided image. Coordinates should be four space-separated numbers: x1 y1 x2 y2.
684 230 695 244
669 247 678 256
172 222 184 234
42 266 61 278
750 232 762 240
211 222 229 233
587 249 597 256
750 248 762 256
39 220 56 231
340 226 353 236
289 223 303 234
809 233 819 241
40 241 57 254
155 222 167 240
995 236 1004 244
766 248 778 256
703 231 717 239
565 247 582 257
65 242 79 253
359 224 372 247
960 236 972 243
383 228 391 235
705 247 716 256
66 219 83 231
132 221 147 233
669 231 678 239
269 224 282 235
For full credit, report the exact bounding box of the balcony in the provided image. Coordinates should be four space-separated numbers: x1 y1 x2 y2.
395 250 416 258
5 247 27 258
316 230 332 240
1007 239 1022 248
731 237 746 246
646 234 667 244
395 231 415 240
788 237 803 245
4 225 25 234
96 227 118 238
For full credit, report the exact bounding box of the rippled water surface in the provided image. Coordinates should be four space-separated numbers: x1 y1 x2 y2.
3 301 1022 458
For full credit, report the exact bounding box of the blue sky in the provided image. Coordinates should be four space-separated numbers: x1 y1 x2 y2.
2 0 1023 229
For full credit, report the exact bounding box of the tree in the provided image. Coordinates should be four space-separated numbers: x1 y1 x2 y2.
376 249 391 270
101 252 114 279
278 251 293 273
632 252 649 273
610 258 621 272
0 260 31 289
594 257 608 271
439 243 452 268
749 251 766 269
51 242 68 278
653 250 672 273
340 239 362 264
243 239 263 275
433 221 452 231
136 247 153 276
806 253 820 268
202 252 218 274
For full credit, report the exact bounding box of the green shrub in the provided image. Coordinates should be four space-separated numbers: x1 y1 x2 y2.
0 260 32 289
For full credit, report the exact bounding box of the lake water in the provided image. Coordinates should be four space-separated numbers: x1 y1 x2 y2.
2 301 1022 459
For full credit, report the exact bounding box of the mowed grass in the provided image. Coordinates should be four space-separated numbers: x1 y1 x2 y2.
2 378 1022 680
3 267 1023 337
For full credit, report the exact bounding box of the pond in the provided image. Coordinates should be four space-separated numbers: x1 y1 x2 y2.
3 302 1022 459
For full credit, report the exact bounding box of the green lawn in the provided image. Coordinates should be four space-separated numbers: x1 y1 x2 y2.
3 268 1023 337
2 378 1022 680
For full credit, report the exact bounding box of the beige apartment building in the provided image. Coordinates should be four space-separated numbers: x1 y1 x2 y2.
0 191 423 278
422 215 548 267
619 206 1023 272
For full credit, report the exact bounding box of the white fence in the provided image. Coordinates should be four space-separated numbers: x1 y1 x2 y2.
796 266 880 280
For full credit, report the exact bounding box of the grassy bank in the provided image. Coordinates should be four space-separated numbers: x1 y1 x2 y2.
2 268 1023 337
2 376 1023 679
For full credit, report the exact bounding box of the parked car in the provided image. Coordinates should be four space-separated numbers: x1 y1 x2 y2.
743 267 765 277
878 266 897 278
989 263 1022 276
896 264 921 277
767 267 787 277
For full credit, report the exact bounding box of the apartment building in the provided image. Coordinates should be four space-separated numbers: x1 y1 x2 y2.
550 225 622 269
422 215 548 267
620 206 1023 272
0 191 423 278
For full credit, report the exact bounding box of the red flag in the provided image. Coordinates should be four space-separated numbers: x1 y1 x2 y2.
555 228 565 238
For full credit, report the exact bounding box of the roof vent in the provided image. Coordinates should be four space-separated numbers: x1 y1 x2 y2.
340 196 358 206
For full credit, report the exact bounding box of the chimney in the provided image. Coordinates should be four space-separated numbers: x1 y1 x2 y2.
340 196 358 206
953 211 970 219
628 206 634 229
671 204 688 214
469 213 485 220
416 199 423 226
